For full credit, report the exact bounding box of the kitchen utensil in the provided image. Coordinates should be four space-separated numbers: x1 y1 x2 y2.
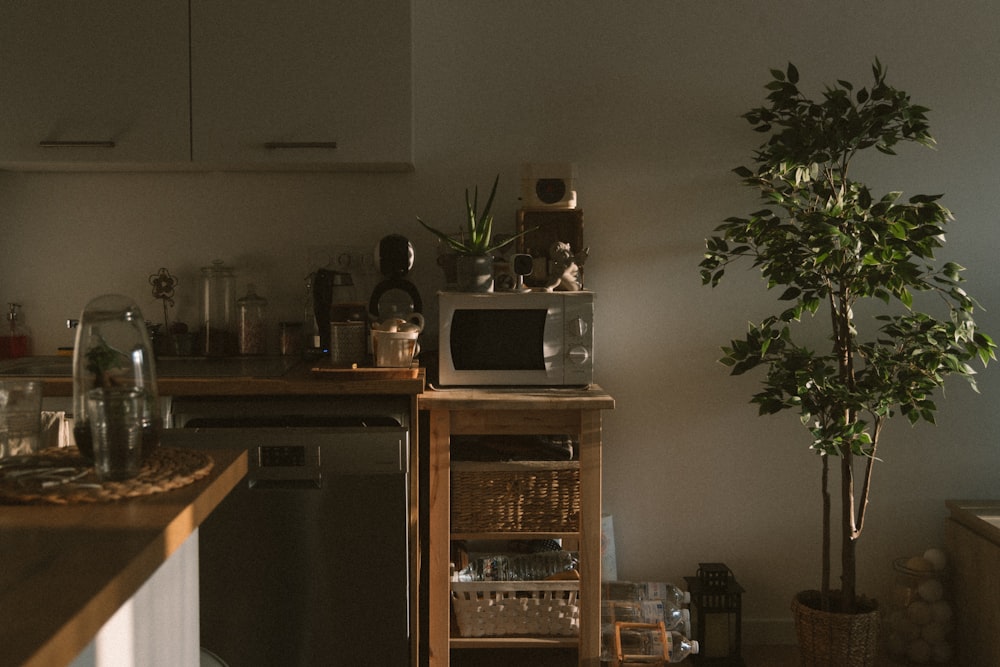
372 330 420 368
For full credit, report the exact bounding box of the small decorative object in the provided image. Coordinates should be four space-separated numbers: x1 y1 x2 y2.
684 563 744 665
72 294 161 461
548 241 588 291
700 60 995 665
148 267 190 356
148 267 177 332
516 208 587 290
417 174 533 292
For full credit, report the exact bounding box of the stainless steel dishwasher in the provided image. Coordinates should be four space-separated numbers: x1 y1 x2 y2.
163 395 412 667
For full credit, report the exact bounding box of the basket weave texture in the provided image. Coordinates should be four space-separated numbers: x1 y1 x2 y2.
452 580 580 637
451 460 580 532
0 446 214 505
792 590 880 666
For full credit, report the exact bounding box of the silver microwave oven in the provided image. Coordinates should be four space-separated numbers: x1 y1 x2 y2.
437 290 594 387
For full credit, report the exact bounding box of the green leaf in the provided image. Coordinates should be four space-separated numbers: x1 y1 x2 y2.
787 63 800 84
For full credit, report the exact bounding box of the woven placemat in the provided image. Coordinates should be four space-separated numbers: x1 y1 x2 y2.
0 446 214 505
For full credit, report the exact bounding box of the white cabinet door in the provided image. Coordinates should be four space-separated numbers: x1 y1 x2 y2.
191 0 412 170
0 2 190 168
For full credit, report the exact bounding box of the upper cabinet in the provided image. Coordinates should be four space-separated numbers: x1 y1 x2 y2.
0 1 413 172
0 2 191 167
191 0 412 170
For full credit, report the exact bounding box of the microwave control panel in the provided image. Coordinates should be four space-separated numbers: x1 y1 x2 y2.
563 293 594 385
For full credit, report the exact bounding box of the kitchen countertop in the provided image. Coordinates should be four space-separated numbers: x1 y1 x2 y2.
0 448 247 667
0 355 425 397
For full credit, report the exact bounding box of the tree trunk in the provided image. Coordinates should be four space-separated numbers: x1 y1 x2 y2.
821 455 831 608
840 450 857 612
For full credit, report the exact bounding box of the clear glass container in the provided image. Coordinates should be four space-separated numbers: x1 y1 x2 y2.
200 260 237 356
884 556 954 664
72 294 160 461
237 284 267 355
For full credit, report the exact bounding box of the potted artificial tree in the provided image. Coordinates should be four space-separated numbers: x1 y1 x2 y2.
418 174 528 292
700 61 995 665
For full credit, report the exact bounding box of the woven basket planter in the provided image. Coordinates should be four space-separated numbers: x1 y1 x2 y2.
792 590 880 667
451 460 580 533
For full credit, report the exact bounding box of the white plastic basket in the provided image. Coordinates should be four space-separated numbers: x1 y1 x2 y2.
451 580 581 637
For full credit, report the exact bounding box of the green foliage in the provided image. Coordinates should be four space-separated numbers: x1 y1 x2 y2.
418 174 529 256
700 61 995 611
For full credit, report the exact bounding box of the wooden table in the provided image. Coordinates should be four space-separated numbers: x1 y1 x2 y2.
420 386 614 667
0 448 247 667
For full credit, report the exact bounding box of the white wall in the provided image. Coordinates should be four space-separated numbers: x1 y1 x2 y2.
4 0 1000 643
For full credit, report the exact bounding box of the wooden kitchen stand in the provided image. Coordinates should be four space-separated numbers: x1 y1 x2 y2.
420 386 614 667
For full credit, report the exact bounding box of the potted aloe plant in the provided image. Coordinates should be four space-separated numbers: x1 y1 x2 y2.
418 174 529 292
699 60 995 664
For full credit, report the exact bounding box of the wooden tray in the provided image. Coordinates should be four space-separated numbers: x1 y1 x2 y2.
309 359 421 380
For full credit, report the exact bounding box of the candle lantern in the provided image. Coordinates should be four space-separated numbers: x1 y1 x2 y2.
683 562 744 665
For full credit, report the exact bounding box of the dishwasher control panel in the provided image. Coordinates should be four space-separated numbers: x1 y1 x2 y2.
259 445 308 467
254 444 321 488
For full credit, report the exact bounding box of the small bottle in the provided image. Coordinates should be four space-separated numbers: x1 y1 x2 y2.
237 284 267 355
1 303 32 359
666 630 700 662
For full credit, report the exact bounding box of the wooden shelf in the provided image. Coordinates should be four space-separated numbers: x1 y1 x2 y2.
421 385 614 667
451 636 578 649
451 532 580 541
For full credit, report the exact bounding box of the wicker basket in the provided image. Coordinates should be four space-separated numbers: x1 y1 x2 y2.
451 460 580 533
791 590 880 666
452 580 580 637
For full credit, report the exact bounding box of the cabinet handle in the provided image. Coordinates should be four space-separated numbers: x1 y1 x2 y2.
263 141 338 149
38 140 116 148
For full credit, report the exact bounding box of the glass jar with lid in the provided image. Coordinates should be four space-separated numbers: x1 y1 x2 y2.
237 284 267 355
71 294 160 460
200 260 237 356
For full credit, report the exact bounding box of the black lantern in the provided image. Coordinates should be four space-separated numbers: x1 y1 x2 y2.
684 563 744 665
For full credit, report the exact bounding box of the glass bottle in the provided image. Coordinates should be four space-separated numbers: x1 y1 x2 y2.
237 284 267 355
200 260 236 356
1 303 32 359
72 294 160 461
